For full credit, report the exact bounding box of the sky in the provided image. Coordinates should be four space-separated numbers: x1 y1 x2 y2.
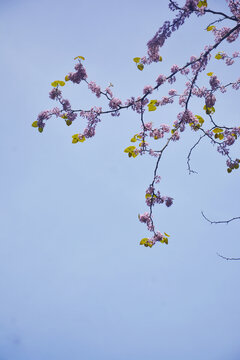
1 0 240 359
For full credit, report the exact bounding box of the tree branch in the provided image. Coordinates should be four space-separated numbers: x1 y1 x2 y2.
217 253 240 261
201 211 240 224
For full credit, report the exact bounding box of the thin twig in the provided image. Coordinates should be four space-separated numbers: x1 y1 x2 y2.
217 253 240 261
187 134 206 174
201 211 240 224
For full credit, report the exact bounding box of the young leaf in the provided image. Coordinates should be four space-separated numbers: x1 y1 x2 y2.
140 238 148 245
51 81 58 87
213 128 223 133
215 52 223 60
207 25 215 31
133 57 141 63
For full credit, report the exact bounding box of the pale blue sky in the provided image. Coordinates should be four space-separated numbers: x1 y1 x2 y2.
1 0 240 359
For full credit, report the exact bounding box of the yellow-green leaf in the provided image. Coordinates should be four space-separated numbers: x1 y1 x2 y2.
218 133 224 140
32 121 38 128
38 127 43 133
65 75 69 81
78 136 86 143
140 238 148 245
207 25 215 31
195 115 204 125
137 63 144 71
74 56 85 60
213 128 223 133
124 146 136 153
148 105 157 111
164 232 170 237
203 105 215 114
159 56 163 62
215 52 223 60
197 0 207 7
131 137 137 143
207 72 214 76
149 100 157 105
58 81 65 86
133 57 141 63
51 81 58 87
72 138 78 144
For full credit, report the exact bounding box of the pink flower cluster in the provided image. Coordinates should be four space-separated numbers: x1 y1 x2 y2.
67 63 87 84
109 97 122 110
49 88 62 100
125 97 148 114
143 85 154 95
156 74 166 86
145 185 173 208
105 87 113 98
88 81 101 98
79 107 102 139
227 0 240 18
213 26 240 44
205 93 216 108
209 75 220 90
138 212 154 231
174 110 197 133
149 124 170 139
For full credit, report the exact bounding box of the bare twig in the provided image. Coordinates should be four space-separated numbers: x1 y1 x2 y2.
187 134 206 174
217 253 240 261
201 211 240 224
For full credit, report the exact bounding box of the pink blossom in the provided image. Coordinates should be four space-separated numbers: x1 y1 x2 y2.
171 130 180 141
168 89 177 96
143 85 153 95
171 64 179 73
88 81 101 98
51 107 61 117
105 87 113 98
232 51 240 58
144 122 152 131
153 231 163 242
179 95 187 106
232 78 240 90
205 93 216 108
154 175 161 183
68 63 87 84
49 88 62 100
226 58 234 65
159 96 173 106
156 74 166 85
165 197 173 207
161 124 170 133
109 97 122 110
209 75 220 90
